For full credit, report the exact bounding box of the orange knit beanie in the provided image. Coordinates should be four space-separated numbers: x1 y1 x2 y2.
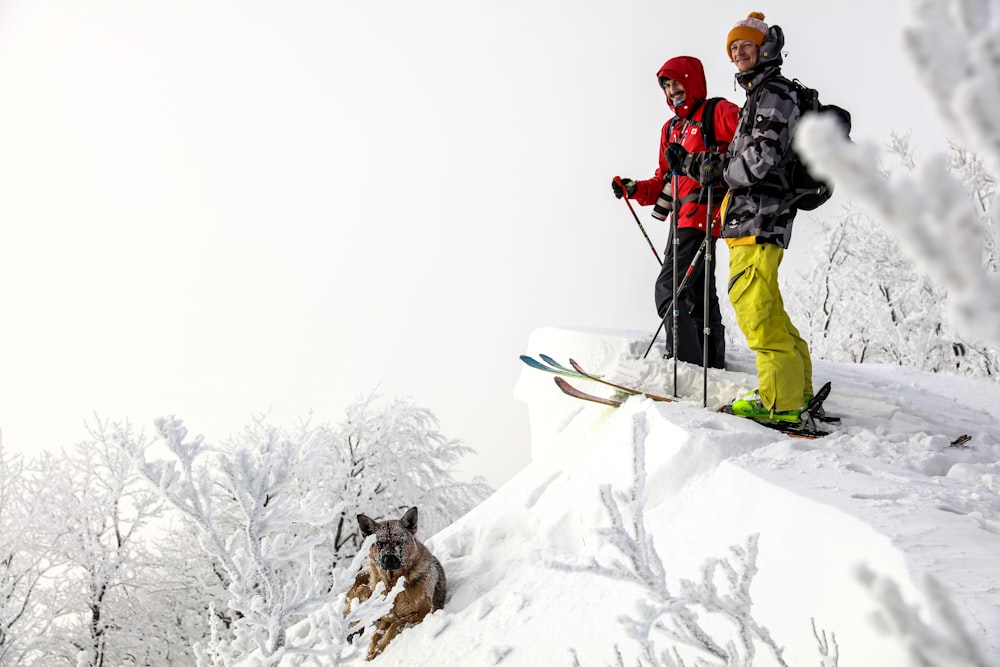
727 12 768 60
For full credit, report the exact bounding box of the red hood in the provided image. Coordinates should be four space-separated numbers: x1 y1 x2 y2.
657 56 707 119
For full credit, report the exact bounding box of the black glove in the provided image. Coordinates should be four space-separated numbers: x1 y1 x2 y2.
612 177 636 199
665 143 690 176
694 153 725 184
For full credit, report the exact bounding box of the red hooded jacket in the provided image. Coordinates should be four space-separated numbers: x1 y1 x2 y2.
631 56 739 236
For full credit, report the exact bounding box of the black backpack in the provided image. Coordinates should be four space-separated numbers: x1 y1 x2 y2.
745 76 852 211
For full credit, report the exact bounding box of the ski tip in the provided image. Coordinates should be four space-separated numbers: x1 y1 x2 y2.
521 354 560 374
519 354 544 368
950 434 972 448
553 376 621 407
540 354 578 374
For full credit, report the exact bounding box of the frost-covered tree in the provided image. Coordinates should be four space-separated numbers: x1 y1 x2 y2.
113 392 489 665
795 0 1000 351
314 391 492 570
0 446 67 665
788 135 1000 376
116 416 346 665
0 433 203 666
33 424 169 667
1 390 487 663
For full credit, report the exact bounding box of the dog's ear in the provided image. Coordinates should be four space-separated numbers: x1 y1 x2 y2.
357 514 377 537
400 507 418 535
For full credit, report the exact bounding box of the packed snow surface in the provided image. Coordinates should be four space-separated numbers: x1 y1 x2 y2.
343 327 1000 666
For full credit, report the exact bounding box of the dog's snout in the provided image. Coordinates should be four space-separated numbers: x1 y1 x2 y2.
380 554 402 571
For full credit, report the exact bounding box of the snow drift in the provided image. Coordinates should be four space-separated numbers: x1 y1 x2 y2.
346 326 1000 666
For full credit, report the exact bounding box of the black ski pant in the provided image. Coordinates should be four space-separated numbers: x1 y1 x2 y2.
654 226 726 369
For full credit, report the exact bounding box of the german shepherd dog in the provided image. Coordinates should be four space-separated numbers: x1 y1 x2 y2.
344 506 446 660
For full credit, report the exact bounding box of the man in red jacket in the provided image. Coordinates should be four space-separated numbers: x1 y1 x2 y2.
613 55 739 368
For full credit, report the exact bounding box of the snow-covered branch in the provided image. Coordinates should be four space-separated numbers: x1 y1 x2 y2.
857 565 989 667
115 416 348 665
903 0 1000 175
555 421 802 666
793 0 1000 350
796 115 1000 350
812 618 839 667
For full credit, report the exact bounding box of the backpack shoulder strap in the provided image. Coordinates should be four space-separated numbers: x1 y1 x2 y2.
698 97 723 150
666 115 680 142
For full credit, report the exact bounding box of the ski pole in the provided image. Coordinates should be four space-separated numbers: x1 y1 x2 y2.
613 176 662 266
642 234 708 359
670 174 679 397
702 186 713 407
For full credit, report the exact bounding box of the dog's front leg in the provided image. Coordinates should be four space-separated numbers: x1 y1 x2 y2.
370 608 433 660
367 615 399 661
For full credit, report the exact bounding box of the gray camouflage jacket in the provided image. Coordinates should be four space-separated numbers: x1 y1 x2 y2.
722 25 800 248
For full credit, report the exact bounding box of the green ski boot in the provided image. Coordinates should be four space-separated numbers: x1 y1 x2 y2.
730 390 801 423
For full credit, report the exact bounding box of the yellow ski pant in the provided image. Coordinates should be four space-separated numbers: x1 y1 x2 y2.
727 243 812 412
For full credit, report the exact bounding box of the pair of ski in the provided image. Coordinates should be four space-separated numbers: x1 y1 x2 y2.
520 354 675 403
520 354 972 447
520 354 834 439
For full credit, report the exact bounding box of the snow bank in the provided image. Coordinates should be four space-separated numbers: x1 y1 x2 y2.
349 326 1000 666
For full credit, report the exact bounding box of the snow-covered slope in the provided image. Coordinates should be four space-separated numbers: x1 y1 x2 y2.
352 327 1000 666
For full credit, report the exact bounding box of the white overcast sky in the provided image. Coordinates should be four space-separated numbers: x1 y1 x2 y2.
0 1 948 486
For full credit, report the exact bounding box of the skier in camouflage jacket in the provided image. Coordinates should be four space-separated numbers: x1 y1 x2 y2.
723 21 799 247
719 12 814 421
